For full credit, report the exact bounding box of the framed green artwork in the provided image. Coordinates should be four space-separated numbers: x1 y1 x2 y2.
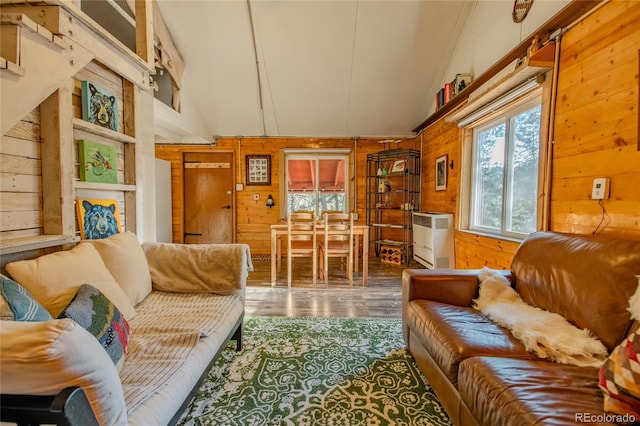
78 140 117 184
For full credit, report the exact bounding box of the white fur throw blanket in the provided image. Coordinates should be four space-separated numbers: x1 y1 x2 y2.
473 268 608 367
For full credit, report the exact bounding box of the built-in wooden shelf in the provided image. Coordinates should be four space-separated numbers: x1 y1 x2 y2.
72 118 136 144
74 181 136 192
528 41 556 68
0 235 78 256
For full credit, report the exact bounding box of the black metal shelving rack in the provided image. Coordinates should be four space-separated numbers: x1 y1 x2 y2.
366 149 420 266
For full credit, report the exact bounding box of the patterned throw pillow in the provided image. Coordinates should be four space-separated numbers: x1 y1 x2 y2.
0 275 53 322
58 284 130 370
599 327 640 418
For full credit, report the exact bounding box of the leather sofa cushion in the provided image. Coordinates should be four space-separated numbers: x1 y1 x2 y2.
459 357 617 426
406 299 533 385
511 232 640 352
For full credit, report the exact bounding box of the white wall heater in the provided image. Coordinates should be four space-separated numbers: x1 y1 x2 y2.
412 212 455 269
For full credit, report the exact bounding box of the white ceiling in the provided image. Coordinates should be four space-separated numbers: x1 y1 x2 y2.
155 0 474 138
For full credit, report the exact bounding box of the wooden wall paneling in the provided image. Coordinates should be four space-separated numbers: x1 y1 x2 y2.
454 231 520 270
0 153 40 176
419 120 460 215
551 0 639 238
0 106 42 237
0 211 42 233
2 111 40 140
0 137 40 161
156 137 399 254
0 173 41 193
40 82 75 237
0 193 41 212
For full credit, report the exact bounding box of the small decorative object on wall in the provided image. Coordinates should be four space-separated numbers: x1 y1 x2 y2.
246 155 271 186
436 155 448 191
512 0 534 23
76 199 122 240
454 73 473 96
78 140 117 184
81 80 119 132
391 160 406 173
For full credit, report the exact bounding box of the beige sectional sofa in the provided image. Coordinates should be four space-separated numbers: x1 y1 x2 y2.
0 232 252 425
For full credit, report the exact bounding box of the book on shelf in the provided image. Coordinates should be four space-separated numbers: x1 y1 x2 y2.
453 73 473 96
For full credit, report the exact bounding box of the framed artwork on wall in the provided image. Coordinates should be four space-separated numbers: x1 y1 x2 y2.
76 199 122 240
246 155 271 186
436 155 447 191
81 80 119 132
78 140 118 184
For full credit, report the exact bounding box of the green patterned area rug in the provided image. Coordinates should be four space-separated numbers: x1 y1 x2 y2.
178 316 451 426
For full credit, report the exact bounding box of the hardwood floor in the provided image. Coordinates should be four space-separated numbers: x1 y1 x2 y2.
245 256 425 318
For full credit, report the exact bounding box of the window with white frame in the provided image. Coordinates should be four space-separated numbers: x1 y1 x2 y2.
283 150 350 217
468 98 542 239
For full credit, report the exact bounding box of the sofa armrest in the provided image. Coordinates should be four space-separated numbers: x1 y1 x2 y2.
142 242 253 295
403 268 514 306
1 387 98 426
402 268 514 344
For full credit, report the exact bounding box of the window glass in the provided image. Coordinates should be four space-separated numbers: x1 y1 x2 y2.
469 102 541 238
285 155 348 217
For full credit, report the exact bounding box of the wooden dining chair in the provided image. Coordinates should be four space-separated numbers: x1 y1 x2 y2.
318 212 355 287
287 211 317 287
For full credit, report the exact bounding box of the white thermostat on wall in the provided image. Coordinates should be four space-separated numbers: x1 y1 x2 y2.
591 178 610 200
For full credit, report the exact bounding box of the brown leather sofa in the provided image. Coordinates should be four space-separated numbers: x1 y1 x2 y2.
402 231 640 426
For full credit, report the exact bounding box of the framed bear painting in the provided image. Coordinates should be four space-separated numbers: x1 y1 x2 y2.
81 81 119 132
76 199 123 240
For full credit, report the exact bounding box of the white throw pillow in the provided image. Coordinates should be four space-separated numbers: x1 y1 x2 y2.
6 243 135 320
86 232 152 306
0 319 127 425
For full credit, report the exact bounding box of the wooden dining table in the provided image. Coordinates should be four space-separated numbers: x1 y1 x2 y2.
270 224 370 287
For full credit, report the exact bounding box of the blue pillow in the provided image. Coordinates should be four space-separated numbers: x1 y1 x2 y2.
58 284 130 369
0 275 53 321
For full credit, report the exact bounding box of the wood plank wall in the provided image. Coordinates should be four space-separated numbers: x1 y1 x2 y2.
156 138 420 254
0 107 43 240
414 0 640 269
551 0 640 239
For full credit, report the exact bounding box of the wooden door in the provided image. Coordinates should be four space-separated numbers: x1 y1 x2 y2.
183 152 235 244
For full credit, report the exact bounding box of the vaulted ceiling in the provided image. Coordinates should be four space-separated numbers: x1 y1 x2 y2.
155 0 474 138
